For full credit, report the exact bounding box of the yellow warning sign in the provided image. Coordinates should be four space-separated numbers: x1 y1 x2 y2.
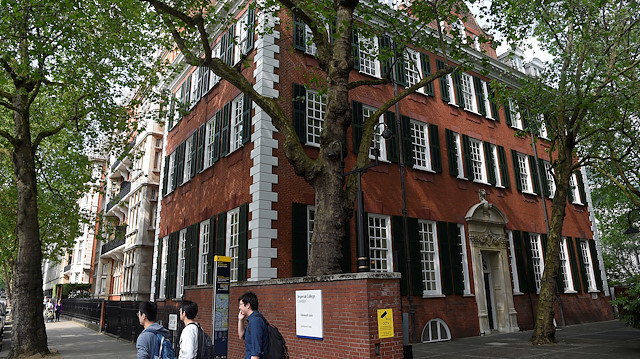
377 309 394 339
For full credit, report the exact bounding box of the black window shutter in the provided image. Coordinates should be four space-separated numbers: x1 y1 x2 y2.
392 216 408 295
216 212 227 255
162 155 169 196
461 134 473 180
473 76 486 116
589 239 602 291
176 142 185 186
511 150 522 192
197 123 206 173
196 67 203 99
200 67 209 97
238 203 249 281
155 237 163 298
213 110 222 162
566 237 582 291
436 59 450 102
207 217 216 284
568 175 576 203
512 231 529 293
226 25 235 66
445 129 458 176
402 116 414 166
394 44 407 87
171 151 178 191
453 71 464 108
386 111 399 163
529 155 541 195
449 222 464 295
190 131 198 178
428 124 441 172
292 83 307 143
504 100 513 126
576 171 587 205
189 223 199 286
293 15 306 51
538 159 550 197
488 83 500 121
407 218 424 295
436 221 452 295
220 32 228 64
351 28 360 70
292 203 309 277
523 232 537 292
498 146 510 188
166 232 179 299
352 101 364 154
484 142 496 185
220 102 231 157
184 75 191 106
168 97 175 129
242 93 252 144
245 8 255 53
380 35 393 78
420 53 434 95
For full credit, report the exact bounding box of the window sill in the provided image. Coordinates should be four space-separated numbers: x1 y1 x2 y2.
413 166 435 173
563 290 578 294
422 294 446 298
513 292 524 296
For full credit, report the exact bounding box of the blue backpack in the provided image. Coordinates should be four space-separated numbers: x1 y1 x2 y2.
153 332 176 359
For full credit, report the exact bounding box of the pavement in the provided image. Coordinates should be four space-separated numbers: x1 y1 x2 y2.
0 318 638 358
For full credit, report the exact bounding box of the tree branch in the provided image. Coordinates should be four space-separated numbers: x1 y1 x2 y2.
0 129 17 146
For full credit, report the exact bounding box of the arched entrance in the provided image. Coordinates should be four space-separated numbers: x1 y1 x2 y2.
465 190 519 335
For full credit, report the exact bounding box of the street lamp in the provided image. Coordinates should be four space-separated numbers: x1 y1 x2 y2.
328 122 393 272
624 209 640 236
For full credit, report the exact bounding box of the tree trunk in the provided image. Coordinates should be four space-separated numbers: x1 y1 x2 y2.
10 97 49 357
530 139 574 345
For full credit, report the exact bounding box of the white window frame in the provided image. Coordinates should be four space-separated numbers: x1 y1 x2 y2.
419 220 440 296
306 89 326 146
209 44 221 88
304 25 317 56
226 208 240 282
198 219 210 285
460 73 478 113
189 71 199 108
230 94 244 153
458 224 471 295
307 206 315 257
580 240 597 291
482 82 494 120
363 105 388 161
529 233 545 293
491 145 504 187
167 151 176 192
235 12 249 64
569 173 583 204
538 115 549 139
204 116 215 169
469 138 487 184
405 49 425 94
507 231 522 294
159 237 168 298
559 237 576 293
544 161 556 198
176 229 187 298
358 35 381 78
446 74 456 106
410 120 432 171
183 136 193 184
368 214 393 272
509 99 523 129
517 153 534 194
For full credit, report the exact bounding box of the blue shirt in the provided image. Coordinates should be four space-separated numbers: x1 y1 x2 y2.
244 310 268 359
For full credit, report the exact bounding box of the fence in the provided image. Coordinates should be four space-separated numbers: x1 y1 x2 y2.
61 298 103 324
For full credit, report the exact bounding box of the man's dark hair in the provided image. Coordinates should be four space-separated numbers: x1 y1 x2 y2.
139 301 157 322
179 300 198 320
238 291 259 311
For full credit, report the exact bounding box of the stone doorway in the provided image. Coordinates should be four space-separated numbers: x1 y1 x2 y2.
465 190 519 335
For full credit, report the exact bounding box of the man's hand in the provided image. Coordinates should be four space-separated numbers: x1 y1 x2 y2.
238 309 246 321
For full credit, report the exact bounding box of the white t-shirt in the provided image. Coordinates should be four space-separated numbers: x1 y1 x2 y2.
179 323 199 359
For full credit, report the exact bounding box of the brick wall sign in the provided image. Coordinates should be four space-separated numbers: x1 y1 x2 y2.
377 309 394 339
296 289 323 339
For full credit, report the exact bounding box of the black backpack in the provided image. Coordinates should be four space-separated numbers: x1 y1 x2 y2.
190 323 214 359
252 313 289 359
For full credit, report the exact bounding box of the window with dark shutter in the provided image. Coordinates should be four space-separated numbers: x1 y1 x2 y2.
538 159 550 197
511 150 522 192
576 171 587 205
176 142 185 186
216 212 226 256
512 231 530 293
461 134 472 180
190 131 198 178
497 146 510 188
292 203 309 277
484 142 496 185
162 155 169 196
589 239 602 291
292 83 307 143
394 43 407 86
155 237 163 299
293 15 306 51
220 102 231 157
213 109 222 163
436 59 450 102
385 111 398 163
453 71 464 108
428 124 441 172
351 28 360 71
399 115 414 166
166 231 179 299
445 129 458 176
380 35 393 78
238 203 249 281
242 93 252 144
529 155 541 194
421 53 434 96
226 25 235 66
207 216 216 284
473 77 486 116
245 8 255 53
437 221 453 295
566 237 582 291
392 216 423 296
352 101 364 154
488 83 500 121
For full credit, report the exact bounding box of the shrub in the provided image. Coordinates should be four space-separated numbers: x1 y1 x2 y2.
612 275 640 329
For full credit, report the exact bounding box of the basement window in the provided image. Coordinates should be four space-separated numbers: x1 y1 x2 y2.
422 318 452 343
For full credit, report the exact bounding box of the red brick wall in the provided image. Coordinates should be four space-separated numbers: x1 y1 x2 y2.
184 273 404 359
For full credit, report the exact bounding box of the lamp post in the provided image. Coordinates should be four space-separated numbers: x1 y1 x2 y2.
328 122 393 272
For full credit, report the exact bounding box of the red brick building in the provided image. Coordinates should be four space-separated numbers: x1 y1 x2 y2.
152 2 612 347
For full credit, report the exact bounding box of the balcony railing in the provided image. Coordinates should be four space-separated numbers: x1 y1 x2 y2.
63 263 72 272
105 181 131 212
101 237 125 255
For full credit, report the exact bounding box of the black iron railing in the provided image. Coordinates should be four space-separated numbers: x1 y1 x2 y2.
106 181 131 213
101 237 125 255
63 263 72 272
61 298 103 324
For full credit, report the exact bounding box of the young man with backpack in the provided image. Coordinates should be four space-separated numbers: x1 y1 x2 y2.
136 301 175 359
237 292 268 359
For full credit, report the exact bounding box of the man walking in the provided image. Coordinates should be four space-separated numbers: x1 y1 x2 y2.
237 292 268 359
178 301 199 359
136 301 171 359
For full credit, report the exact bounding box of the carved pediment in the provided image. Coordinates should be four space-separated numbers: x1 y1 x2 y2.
470 233 508 248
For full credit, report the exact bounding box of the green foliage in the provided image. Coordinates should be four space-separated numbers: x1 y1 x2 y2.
61 283 91 299
612 275 640 329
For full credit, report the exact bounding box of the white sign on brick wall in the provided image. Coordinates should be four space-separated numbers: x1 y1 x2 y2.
295 290 323 340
